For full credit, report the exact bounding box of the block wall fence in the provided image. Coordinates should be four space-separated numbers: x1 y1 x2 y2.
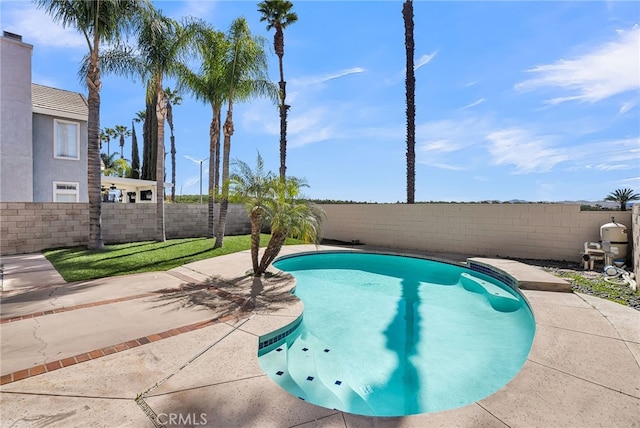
318 204 635 264
0 203 251 255
0 202 637 273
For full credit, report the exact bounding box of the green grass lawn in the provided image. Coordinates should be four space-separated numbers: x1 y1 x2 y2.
44 235 302 282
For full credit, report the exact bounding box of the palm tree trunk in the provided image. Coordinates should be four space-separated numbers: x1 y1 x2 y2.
207 103 222 239
214 107 233 248
257 230 287 276
403 0 416 204
250 211 262 275
155 78 166 242
87 31 104 250
276 27 288 182
170 132 176 202
213 105 222 199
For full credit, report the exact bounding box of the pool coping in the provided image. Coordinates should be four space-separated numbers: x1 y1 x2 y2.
254 246 639 425
1 245 638 427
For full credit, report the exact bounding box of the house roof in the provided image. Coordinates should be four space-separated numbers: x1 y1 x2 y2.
32 83 88 121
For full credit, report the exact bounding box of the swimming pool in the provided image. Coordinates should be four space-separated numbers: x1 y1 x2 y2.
258 252 536 417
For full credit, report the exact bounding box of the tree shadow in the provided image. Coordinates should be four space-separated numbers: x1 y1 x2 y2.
150 273 298 316
379 275 422 415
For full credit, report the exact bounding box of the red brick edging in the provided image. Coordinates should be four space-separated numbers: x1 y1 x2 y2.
0 292 159 324
0 313 242 386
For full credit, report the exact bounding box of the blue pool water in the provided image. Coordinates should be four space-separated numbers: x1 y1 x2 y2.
258 252 535 417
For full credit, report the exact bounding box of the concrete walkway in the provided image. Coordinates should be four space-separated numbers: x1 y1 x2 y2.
0 246 638 427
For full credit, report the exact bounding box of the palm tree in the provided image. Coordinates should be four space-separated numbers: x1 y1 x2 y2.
101 7 191 241
230 152 276 274
99 129 107 153
258 0 298 182
100 152 118 176
214 17 278 249
138 12 191 240
36 0 147 249
113 125 131 158
163 87 182 202
177 22 228 238
100 127 117 156
403 0 416 204
256 176 325 277
605 188 640 211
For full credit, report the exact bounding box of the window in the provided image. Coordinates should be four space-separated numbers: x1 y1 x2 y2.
53 181 79 202
54 119 79 159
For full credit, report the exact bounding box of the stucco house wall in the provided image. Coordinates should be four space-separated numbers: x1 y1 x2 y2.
32 113 88 202
0 32 33 202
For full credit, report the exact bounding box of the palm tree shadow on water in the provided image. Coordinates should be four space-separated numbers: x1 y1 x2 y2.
380 275 422 416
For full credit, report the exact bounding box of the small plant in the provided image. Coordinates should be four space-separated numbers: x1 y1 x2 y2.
554 271 640 309
604 188 639 211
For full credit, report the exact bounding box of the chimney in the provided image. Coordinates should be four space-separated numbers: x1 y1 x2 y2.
3 31 22 41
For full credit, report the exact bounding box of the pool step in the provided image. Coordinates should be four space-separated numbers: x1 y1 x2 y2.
298 331 375 415
286 334 344 410
459 273 520 312
259 344 307 400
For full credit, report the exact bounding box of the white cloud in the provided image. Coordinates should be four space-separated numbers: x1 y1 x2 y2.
594 163 631 171
3 3 86 49
460 98 486 110
420 162 467 171
619 99 637 115
414 52 437 71
290 67 365 87
486 128 569 173
566 137 640 170
417 117 491 153
385 51 437 86
515 26 640 104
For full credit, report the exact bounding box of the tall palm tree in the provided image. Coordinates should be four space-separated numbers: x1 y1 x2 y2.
256 176 325 277
113 124 131 158
177 22 228 238
100 7 191 241
99 128 108 153
163 87 182 202
605 188 640 211
230 152 276 274
101 127 117 156
36 0 148 249
403 0 416 204
214 17 278 249
258 0 298 182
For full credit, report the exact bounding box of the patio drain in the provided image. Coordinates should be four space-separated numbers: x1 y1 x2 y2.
136 395 165 428
134 314 255 426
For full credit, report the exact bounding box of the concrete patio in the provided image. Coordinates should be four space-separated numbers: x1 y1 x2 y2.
0 245 638 427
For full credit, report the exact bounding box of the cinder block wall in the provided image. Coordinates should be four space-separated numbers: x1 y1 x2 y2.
0 203 251 254
1 202 635 265
0 202 88 254
318 204 633 262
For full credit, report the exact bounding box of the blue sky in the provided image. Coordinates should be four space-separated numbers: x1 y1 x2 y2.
2 0 639 202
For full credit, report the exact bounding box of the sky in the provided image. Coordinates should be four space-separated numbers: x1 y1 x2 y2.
2 0 639 203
